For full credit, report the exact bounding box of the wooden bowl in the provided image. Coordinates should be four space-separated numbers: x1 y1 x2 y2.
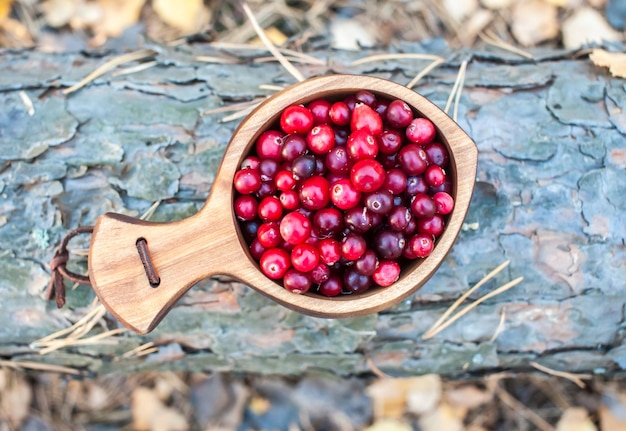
88 75 478 334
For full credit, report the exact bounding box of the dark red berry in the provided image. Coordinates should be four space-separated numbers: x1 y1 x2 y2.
325 146 351 174
398 144 428 176
355 249 378 276
388 205 412 232
313 207 344 235
291 154 317 180
343 268 371 294
384 168 407 195
424 165 446 187
234 168 262 194
405 175 429 195
310 263 331 283
417 214 445 237
378 129 404 155
308 98 332 125
433 191 454 215
424 142 449 167
281 105 314 135
355 90 377 107
386 100 413 128
364 190 394 214
344 206 374 234
241 156 260 170
256 130 284 161
406 117 436 144
234 195 258 221
250 238 266 260
329 101 351 126
283 269 312 294
373 230 406 260
281 134 307 161
410 193 437 219
319 274 342 297
259 159 279 181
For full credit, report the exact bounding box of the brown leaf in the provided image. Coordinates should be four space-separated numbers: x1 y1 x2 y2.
131 387 189 431
557 407 597 431
0 369 32 429
418 401 466 431
445 384 494 410
562 7 622 49
152 0 210 34
590 49 626 79
95 0 146 38
511 0 559 47
367 375 442 419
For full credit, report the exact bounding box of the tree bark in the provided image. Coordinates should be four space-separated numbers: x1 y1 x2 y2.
0 41 624 377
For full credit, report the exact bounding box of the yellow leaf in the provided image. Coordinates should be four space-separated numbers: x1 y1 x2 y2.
41 0 75 28
152 0 210 34
418 402 466 431
131 387 189 431
590 49 626 79
0 0 13 21
96 0 146 38
557 407 597 431
250 26 288 47
366 375 442 419
364 418 413 431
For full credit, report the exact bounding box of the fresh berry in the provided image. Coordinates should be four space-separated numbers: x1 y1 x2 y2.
350 159 386 193
281 105 314 135
373 260 400 286
409 234 434 258
351 103 383 136
406 117 436 144
307 124 336 154
386 100 413 128
234 169 262 194
280 211 311 245
256 130 284 161
330 178 361 210
283 269 312 293
433 191 454 215
319 275 343 297
299 176 330 210
260 248 291 279
291 243 320 272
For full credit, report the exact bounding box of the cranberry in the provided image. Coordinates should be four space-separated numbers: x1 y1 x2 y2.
343 268 371 294
424 165 446 187
260 248 291 279
325 146 350 174
398 144 428 176
275 170 295 191
388 205 412 232
344 95 357 111
430 178 453 195
280 211 311 245
374 99 390 117
341 233 367 261
409 234 434 258
234 195 258 221
351 103 383 136
279 190 299 210
310 263 331 283
319 274 342 297
308 98 332 125
257 222 281 248
404 218 417 236
355 90 377 107
433 191 454 215
373 260 400 287
282 134 307 161
241 156 260 170
364 190 394 214
405 175 429 195
406 117 436 144
259 159 279 181
291 243 320 272
241 220 260 243
378 129 404 155
417 214 445 237
234 169 262 194
344 206 374 234
355 249 378 276
329 101 351 126
386 100 413 128
318 238 341 265
307 124 336 154
256 181 276 199
313 207 344 235
281 105 314 135
283 269 312 294
410 193 437 219
350 159 386 193
291 154 316 180
330 178 361 210
424 142 449 167
250 238 266 261
384 168 407 194
258 196 283 222
334 128 350 145
373 230 406 260
347 129 378 160
299 176 330 210
256 130 284 161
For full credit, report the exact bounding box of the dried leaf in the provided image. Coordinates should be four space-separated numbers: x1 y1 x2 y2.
152 0 210 34
557 407 597 431
94 0 146 38
0 369 32 429
599 405 626 431
367 375 442 419
511 0 559 47
562 7 622 49
590 49 626 79
418 401 466 431
41 0 75 27
445 385 494 410
364 418 413 431
442 0 478 23
131 387 188 431
250 26 287 46
480 0 514 8
0 0 13 20
330 18 375 51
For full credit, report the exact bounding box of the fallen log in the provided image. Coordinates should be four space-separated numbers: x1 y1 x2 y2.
0 40 624 378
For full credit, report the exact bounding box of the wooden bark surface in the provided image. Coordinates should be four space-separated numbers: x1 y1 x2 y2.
0 41 625 377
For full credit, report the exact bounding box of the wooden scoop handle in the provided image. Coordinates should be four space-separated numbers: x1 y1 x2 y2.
88 196 241 334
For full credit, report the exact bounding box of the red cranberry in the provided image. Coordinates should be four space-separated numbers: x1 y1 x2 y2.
250 238 266 261
283 269 312 294
319 274 342 297
373 260 400 287
256 181 276 199
318 238 341 265
355 249 378 276
241 156 260 170
410 193 437 219
347 129 378 160
329 101 350 126
344 206 374 234
386 100 413 128
424 165 446 187
310 263 331 283
257 222 281 248
404 217 417 236
409 234 434 258
405 175 429 195
374 99 390 117
234 195 258 221
364 190 394 214
355 90 377 107
343 268 371 294
325 146 350 174
280 211 312 245
388 205 412 232
299 176 330 210
433 191 454 215
351 103 383 136
384 168 407 195
398 144 428 176
234 169 262 194
279 190 299 210
378 129 404 155
308 98 332 125
258 196 283 222
275 170 296 191
256 130 284 161
406 117 436 144
350 159 386 193
281 134 307 161
424 142 449 167
260 248 291 279
341 233 367 261
330 178 361 210
281 105 314 135
417 214 445 237
259 159 279 181
430 178 453 195
291 243 319 272
344 95 357 111
307 124 336 154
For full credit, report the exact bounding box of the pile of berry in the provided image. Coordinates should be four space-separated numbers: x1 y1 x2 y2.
233 91 453 296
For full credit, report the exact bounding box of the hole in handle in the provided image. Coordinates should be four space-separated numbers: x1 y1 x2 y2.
136 237 161 288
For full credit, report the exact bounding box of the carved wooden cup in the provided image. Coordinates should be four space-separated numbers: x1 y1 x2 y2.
88 75 478 334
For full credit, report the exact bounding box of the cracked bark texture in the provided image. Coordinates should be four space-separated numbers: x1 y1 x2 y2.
0 40 625 377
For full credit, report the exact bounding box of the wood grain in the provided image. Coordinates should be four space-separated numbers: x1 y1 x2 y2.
88 75 478 334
